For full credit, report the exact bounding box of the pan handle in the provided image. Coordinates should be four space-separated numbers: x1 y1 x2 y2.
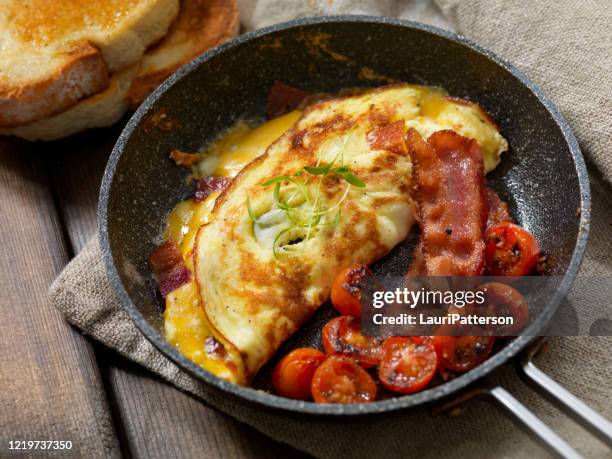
433 338 612 458
483 385 583 459
517 341 612 448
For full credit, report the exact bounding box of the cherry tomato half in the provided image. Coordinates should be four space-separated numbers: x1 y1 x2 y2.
272 348 327 400
322 316 384 368
431 331 495 373
476 283 529 335
485 222 541 277
379 337 438 394
330 265 373 317
409 336 427 345
311 356 377 404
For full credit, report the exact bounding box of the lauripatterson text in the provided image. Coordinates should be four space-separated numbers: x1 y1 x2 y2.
371 313 514 326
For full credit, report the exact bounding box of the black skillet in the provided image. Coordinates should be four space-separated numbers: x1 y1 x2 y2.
99 16 606 457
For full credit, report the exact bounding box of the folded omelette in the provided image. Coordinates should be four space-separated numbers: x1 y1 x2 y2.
193 85 507 382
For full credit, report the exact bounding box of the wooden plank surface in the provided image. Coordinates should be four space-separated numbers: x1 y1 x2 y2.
45 126 306 458
0 139 120 458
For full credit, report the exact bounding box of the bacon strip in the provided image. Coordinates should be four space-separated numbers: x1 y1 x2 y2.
407 129 487 276
266 80 310 119
169 149 200 167
366 120 408 155
407 241 426 276
204 336 228 360
194 176 231 202
149 240 191 297
486 188 513 228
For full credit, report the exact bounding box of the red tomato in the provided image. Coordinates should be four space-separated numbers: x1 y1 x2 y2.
485 222 541 276
272 348 327 400
330 265 373 317
322 316 383 368
431 331 494 373
409 336 427 345
311 356 377 404
379 337 438 394
477 283 529 335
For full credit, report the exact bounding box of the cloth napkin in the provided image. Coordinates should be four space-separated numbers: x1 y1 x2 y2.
50 1 612 457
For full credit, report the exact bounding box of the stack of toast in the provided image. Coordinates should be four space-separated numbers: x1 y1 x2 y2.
0 0 238 140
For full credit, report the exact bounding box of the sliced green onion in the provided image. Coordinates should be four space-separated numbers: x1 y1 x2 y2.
261 175 291 186
333 210 342 226
335 169 366 187
246 195 262 224
304 164 331 175
272 227 292 260
250 131 365 261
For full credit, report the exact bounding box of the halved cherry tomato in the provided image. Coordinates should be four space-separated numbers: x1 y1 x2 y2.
431 330 494 373
379 337 438 394
409 336 427 345
272 348 327 400
330 265 373 317
485 222 541 276
322 316 383 368
311 356 377 403
476 282 529 335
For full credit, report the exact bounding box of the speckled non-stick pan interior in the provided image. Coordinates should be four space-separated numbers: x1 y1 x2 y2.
99 16 589 416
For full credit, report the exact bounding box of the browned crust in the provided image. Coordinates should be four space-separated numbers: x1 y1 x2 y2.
0 41 109 127
127 0 239 109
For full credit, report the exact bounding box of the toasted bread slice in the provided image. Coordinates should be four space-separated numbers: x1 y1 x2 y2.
0 0 179 127
127 0 239 107
2 0 239 141
0 42 110 129
0 66 138 141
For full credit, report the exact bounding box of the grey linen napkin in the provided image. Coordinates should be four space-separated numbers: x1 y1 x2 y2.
51 1 612 457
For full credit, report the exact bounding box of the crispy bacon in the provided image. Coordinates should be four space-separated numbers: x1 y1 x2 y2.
266 80 309 119
194 176 231 202
169 149 200 167
204 336 228 360
366 121 408 155
486 188 513 228
407 129 487 276
149 240 191 297
407 241 426 276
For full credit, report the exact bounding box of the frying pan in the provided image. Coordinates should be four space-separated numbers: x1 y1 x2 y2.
99 16 604 457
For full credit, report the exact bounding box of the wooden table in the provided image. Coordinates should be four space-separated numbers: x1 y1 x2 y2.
0 122 306 458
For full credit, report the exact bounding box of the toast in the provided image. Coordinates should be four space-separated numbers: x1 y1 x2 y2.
0 67 138 141
0 0 179 127
127 0 239 107
2 0 239 141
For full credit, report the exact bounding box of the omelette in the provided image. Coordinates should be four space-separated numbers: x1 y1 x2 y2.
161 84 508 384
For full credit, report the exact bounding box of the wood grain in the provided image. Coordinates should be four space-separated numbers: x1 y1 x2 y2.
45 125 307 458
0 138 120 458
